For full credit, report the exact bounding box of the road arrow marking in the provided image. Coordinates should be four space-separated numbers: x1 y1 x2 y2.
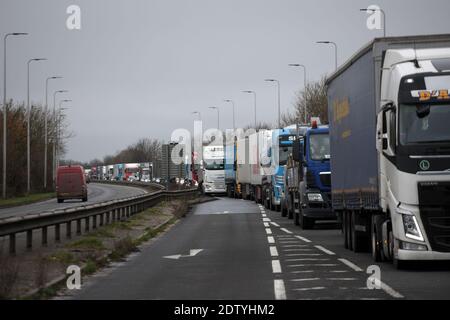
164 249 203 260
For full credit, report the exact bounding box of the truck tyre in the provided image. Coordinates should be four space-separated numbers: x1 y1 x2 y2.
288 195 294 220
371 215 385 262
57 198 63 203
294 210 299 226
345 211 353 251
276 204 281 212
281 199 288 217
351 210 369 253
299 208 313 230
82 196 88 202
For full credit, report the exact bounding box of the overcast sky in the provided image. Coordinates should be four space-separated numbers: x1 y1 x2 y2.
1 0 450 161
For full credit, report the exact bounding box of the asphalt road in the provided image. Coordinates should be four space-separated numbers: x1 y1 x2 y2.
61 196 450 300
0 183 148 220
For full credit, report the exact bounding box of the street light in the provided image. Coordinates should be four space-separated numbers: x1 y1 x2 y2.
52 90 68 184
26 58 47 194
44 76 63 190
360 8 386 37
242 90 257 128
264 79 281 128
223 99 236 130
56 102 71 169
316 41 338 71
3 32 28 198
209 106 220 130
288 64 308 124
191 111 201 120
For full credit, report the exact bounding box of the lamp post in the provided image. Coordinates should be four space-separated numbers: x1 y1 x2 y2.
288 63 308 124
223 99 235 130
360 8 386 37
3 32 28 198
192 111 201 120
52 90 68 184
209 106 220 130
264 79 281 128
26 58 47 194
316 41 338 71
56 103 70 169
242 90 257 128
44 76 62 190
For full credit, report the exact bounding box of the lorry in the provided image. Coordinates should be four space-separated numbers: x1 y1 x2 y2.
262 128 297 211
326 34 450 268
124 163 140 181
286 123 333 229
201 145 226 194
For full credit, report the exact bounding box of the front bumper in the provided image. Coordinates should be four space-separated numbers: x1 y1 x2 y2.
302 206 334 220
397 248 450 261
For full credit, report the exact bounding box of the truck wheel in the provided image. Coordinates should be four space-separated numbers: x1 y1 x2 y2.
82 196 88 202
299 209 313 230
294 210 299 226
287 196 294 220
281 201 288 217
371 215 385 262
57 198 63 203
351 210 369 253
345 211 353 251
275 204 281 212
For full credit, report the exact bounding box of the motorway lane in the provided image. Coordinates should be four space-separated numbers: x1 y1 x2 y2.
66 198 274 300
0 183 148 220
264 205 450 300
61 197 425 300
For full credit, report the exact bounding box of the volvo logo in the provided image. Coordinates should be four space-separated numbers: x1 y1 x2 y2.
419 160 430 171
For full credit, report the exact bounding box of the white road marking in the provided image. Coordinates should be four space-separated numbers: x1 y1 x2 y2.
267 236 275 244
338 258 363 272
272 260 282 273
380 281 404 299
262 214 267 217
270 246 279 257
281 244 308 248
291 270 314 274
285 254 322 258
278 241 300 244
292 287 326 291
280 228 293 234
314 245 336 255
283 248 311 252
263 218 271 222
274 280 287 300
288 264 338 267
276 235 293 237
270 222 280 227
294 235 312 243
286 258 329 262
326 278 357 281
163 249 203 260
265 228 272 235
264 222 270 227
290 278 320 282
328 270 349 273
261 210 266 214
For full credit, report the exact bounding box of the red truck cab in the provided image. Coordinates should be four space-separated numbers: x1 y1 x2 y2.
56 165 88 203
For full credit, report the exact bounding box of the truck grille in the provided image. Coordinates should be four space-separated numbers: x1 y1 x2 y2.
319 172 331 187
418 182 450 252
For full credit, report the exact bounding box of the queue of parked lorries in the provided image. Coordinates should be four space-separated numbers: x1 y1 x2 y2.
87 162 153 183
202 34 450 269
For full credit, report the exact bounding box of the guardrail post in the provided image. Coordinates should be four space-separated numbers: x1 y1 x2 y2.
106 211 111 224
55 224 61 242
42 226 48 247
93 215 97 229
76 219 82 235
99 213 104 226
85 217 90 232
66 221 72 239
26 230 33 250
9 234 16 255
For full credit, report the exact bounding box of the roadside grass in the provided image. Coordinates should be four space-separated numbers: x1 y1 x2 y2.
66 237 105 251
0 192 55 209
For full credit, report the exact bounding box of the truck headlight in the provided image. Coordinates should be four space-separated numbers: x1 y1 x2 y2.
307 193 323 202
402 214 424 242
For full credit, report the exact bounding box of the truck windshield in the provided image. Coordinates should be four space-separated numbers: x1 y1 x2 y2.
278 146 292 166
204 159 224 170
309 133 330 161
399 104 450 144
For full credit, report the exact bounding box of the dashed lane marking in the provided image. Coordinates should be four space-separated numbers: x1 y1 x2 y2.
270 246 279 257
267 236 275 244
270 222 280 227
265 228 273 235
263 218 271 222
274 280 287 300
314 245 336 255
272 260 282 273
264 222 270 227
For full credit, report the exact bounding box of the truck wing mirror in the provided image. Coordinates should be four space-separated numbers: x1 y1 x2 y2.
416 104 430 118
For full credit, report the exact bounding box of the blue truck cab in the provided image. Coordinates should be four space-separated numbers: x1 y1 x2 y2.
263 128 297 212
292 123 333 228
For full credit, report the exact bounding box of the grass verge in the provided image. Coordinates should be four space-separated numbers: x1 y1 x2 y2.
0 192 55 209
